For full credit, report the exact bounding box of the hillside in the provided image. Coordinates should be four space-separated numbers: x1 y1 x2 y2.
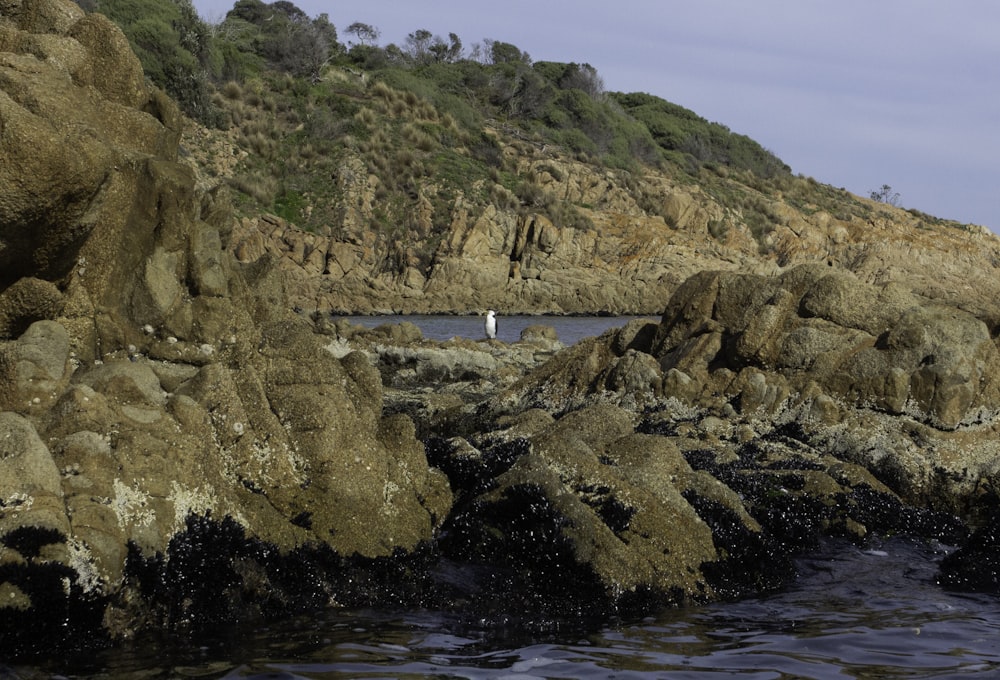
84 0 1000 316
181 73 1000 317
115 1 999 318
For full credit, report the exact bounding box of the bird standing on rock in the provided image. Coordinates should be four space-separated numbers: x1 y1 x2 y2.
485 310 497 339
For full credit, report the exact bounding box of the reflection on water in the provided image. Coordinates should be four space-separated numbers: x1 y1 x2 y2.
339 314 651 346
24 538 1000 679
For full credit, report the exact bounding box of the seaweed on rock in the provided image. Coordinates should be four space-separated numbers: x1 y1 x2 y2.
0 553 108 658
116 513 442 639
938 512 1000 593
438 483 620 623
683 491 796 599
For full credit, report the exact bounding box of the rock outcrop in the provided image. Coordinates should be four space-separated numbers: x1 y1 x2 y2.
485 265 1000 512
0 0 449 655
414 265 999 611
225 154 1000 320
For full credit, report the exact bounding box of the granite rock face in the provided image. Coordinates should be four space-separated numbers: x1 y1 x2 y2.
320 305 976 616
402 265 998 611
226 153 1000 320
0 0 449 653
485 265 1000 513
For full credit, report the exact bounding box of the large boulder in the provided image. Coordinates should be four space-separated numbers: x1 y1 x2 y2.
658 265 1000 431
429 398 964 619
0 0 450 654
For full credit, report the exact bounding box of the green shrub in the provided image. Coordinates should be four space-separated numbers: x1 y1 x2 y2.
611 91 789 178
98 0 219 121
273 189 306 224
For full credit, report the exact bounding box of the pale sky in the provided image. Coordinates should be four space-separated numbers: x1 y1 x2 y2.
192 1 1000 232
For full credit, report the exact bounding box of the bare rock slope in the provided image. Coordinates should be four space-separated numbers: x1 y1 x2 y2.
227 146 1000 320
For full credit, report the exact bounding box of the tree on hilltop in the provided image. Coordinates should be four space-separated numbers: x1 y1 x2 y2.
870 184 901 207
346 21 379 46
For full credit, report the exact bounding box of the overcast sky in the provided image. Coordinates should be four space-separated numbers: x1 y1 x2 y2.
192 0 1000 232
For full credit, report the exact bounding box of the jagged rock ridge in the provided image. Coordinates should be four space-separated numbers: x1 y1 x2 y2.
219 129 1000 319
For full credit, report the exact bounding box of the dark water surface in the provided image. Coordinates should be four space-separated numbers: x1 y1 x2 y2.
14 538 1000 678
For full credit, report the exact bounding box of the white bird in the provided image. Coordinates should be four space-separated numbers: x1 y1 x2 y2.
485 310 497 339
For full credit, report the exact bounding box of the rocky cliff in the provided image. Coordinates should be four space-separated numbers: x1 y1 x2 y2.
220 132 1000 319
0 0 449 654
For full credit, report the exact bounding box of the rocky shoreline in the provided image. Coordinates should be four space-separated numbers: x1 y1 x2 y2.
1 0 998 658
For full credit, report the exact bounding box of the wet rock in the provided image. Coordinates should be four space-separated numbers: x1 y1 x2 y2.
439 405 754 612
938 513 1000 594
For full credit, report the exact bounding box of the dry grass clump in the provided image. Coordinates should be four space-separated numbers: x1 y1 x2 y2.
298 143 316 160
490 183 519 211
359 128 392 157
241 119 272 138
370 80 439 122
402 123 436 152
371 80 394 102
440 113 459 133
228 173 278 204
354 107 377 128
222 81 243 101
390 97 408 117
413 99 438 122
243 131 275 157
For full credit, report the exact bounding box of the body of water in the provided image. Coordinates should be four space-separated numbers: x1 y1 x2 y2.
339 314 654 346
16 538 1000 678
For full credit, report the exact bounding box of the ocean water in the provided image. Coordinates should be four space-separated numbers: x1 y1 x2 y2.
19 538 1000 678
339 313 654 346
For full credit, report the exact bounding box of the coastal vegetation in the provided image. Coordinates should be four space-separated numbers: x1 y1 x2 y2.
85 0 967 253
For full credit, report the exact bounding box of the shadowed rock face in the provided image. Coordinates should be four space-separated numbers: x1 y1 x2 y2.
0 0 450 654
